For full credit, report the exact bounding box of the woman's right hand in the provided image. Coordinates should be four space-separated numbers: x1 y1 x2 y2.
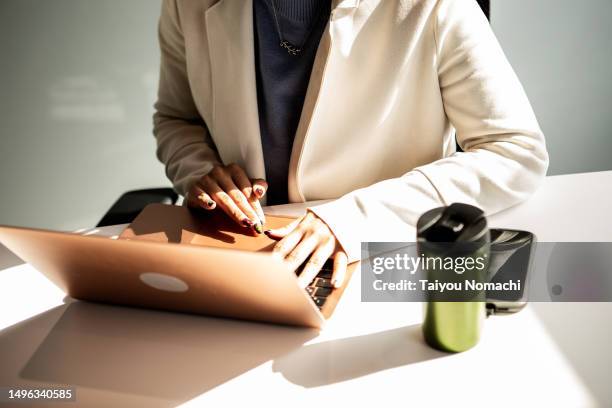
185 164 268 233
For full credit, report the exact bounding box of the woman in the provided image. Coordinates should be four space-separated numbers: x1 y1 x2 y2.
153 0 548 288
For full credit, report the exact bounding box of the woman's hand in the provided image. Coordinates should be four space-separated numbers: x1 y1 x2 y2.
186 164 268 233
265 212 348 288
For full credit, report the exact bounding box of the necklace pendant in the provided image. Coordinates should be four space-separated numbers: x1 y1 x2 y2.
280 40 301 56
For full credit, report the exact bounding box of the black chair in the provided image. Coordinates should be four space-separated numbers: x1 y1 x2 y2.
477 0 490 20
97 188 178 227
98 0 491 227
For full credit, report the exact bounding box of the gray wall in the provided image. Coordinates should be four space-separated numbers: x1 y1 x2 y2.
0 0 167 231
491 0 612 176
0 0 611 230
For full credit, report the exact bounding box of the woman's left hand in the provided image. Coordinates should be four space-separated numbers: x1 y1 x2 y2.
265 212 348 289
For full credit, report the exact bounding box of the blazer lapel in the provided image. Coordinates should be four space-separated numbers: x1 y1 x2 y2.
205 0 266 180
205 0 362 200
288 0 362 202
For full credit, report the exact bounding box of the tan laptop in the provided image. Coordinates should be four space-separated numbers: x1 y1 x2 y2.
0 204 357 328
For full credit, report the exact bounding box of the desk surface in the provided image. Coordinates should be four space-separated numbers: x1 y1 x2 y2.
1 171 611 407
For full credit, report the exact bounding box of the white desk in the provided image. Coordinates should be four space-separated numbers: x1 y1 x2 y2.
1 171 611 407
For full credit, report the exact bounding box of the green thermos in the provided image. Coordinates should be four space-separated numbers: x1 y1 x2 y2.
417 203 491 353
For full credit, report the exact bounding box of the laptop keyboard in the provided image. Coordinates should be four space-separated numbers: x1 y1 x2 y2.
301 260 335 310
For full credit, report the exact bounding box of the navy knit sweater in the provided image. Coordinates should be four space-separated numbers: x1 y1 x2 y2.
253 0 331 205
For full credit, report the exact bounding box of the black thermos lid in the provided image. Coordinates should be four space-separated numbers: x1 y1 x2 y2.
417 203 489 244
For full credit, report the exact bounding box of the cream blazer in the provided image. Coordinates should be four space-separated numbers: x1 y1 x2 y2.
153 0 549 262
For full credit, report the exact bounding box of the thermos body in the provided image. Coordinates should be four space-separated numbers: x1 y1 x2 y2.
417 203 491 353
422 301 485 353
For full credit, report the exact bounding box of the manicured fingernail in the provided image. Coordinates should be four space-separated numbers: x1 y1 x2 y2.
242 219 254 228
254 223 263 234
264 230 273 237
207 200 215 208
254 187 265 197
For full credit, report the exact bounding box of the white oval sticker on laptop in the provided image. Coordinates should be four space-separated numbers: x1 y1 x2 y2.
139 273 189 293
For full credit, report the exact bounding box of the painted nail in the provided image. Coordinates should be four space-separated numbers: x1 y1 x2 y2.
264 230 273 237
242 219 254 228
254 223 263 234
207 200 215 208
254 187 264 197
